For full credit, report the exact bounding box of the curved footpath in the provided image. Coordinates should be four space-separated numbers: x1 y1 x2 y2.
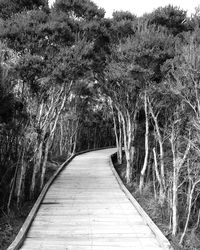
18 148 172 250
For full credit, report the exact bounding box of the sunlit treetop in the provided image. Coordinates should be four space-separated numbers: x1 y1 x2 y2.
52 0 105 20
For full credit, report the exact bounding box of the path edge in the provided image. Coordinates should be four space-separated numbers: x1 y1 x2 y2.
7 146 115 250
7 154 76 250
109 154 174 250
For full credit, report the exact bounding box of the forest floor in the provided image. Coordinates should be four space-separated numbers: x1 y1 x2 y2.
112 155 200 250
0 155 67 250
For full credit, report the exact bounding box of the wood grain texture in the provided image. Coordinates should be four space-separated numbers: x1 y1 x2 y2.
7 154 76 250
9 148 172 250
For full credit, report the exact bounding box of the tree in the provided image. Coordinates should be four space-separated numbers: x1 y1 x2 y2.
0 9 49 53
99 23 175 186
111 11 136 43
0 0 48 19
0 42 29 211
0 0 106 203
163 34 200 241
148 5 189 35
53 0 105 20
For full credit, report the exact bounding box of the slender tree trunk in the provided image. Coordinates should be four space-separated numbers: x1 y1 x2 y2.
30 140 43 199
111 103 120 163
187 167 192 206
126 111 134 185
59 116 63 155
118 112 123 164
126 149 132 184
168 182 173 231
7 155 20 213
17 149 26 208
120 111 132 184
172 121 191 236
172 162 178 236
120 112 128 180
146 151 152 183
40 91 67 190
179 184 196 245
170 128 178 236
40 139 50 191
72 121 79 155
37 101 44 126
195 209 200 231
153 147 165 201
72 133 78 154
139 91 149 193
149 102 165 202
152 163 157 200
116 101 138 185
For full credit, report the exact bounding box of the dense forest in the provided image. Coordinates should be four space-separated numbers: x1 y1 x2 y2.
0 0 200 249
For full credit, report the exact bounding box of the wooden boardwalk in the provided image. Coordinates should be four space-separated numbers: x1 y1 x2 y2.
19 148 170 250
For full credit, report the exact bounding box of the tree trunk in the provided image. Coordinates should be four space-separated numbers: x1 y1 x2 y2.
7 155 21 213
139 91 149 193
153 147 165 202
72 121 79 154
59 116 63 155
168 182 173 231
126 149 132 184
40 91 67 190
179 184 195 245
149 102 165 199
17 159 27 208
40 139 50 191
120 111 132 184
170 129 178 236
146 150 152 183
30 140 43 199
172 163 178 236
152 163 157 200
16 147 26 208
126 111 133 185
111 103 120 163
118 111 123 164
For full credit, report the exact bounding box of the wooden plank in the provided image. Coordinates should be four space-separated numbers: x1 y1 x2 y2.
109 156 173 250
8 148 172 250
7 155 76 250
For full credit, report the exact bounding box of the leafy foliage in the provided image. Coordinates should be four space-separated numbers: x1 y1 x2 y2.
53 0 105 20
1 1 200 249
148 5 189 35
0 0 48 19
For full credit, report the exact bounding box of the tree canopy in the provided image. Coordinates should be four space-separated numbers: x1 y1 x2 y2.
1 1 200 249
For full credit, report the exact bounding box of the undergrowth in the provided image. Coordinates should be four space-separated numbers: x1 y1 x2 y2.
0 157 66 250
0 202 32 250
113 155 200 250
